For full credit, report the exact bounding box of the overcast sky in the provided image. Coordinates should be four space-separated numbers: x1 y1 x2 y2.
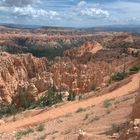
0 0 140 27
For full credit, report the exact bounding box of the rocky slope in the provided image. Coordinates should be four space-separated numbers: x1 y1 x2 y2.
64 41 102 58
0 47 139 105
117 80 140 140
0 27 140 105
0 31 137 60
0 52 49 103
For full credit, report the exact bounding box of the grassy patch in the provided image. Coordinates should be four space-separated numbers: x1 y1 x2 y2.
36 124 45 132
129 65 140 73
16 128 34 140
51 131 58 135
106 109 111 114
103 100 112 108
114 100 120 105
76 108 86 113
103 98 115 108
83 113 89 120
35 134 47 140
122 96 132 102
111 72 127 81
111 123 120 133
93 116 100 121
63 129 72 135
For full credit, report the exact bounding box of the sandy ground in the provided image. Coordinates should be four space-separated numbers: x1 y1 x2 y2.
0 88 137 140
0 73 139 133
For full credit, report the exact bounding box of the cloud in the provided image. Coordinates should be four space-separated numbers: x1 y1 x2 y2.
0 0 60 21
0 0 139 27
74 1 109 19
0 0 40 7
13 5 59 20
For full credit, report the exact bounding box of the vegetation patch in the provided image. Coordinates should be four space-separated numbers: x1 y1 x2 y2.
122 96 132 102
63 128 72 135
111 72 127 81
16 128 34 140
36 124 45 132
91 84 96 91
34 134 47 140
83 113 89 120
76 107 86 113
106 109 111 114
129 65 140 73
111 123 121 133
0 104 18 118
103 98 115 108
93 116 100 121
67 89 76 101
51 131 58 135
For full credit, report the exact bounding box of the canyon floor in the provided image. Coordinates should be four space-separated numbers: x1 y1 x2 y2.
0 73 139 140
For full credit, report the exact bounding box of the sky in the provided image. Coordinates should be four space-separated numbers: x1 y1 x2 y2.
0 0 140 27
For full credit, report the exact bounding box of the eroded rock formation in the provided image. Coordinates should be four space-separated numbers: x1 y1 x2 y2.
0 40 139 104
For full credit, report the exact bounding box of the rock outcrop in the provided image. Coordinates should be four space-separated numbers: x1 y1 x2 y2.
64 41 102 58
132 87 140 119
0 52 48 103
0 41 139 104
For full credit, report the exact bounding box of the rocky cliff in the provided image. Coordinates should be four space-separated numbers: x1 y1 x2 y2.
0 52 49 103
0 39 139 105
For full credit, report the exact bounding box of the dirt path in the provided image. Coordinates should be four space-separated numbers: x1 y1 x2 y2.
0 73 140 132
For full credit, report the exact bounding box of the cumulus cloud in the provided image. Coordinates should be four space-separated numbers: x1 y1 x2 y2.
0 0 60 21
74 1 109 19
0 0 40 7
13 5 59 19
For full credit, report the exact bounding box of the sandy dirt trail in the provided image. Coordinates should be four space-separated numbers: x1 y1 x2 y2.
0 73 140 132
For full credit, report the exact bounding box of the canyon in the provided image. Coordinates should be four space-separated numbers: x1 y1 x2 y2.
0 26 140 140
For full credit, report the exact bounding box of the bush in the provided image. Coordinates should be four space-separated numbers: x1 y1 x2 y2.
103 99 112 108
111 72 127 81
93 116 100 121
35 134 47 140
36 124 45 132
76 107 86 113
16 128 34 139
67 89 76 101
13 91 35 110
91 84 96 91
39 86 63 107
129 65 140 73
83 114 89 120
0 104 17 118
112 123 120 132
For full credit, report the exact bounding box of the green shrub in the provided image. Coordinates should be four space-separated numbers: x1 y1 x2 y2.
67 89 76 101
0 104 18 118
35 134 47 140
112 123 120 132
103 99 113 108
83 114 89 120
39 86 63 107
15 91 32 109
93 116 100 121
76 107 86 113
111 72 127 81
91 84 96 91
129 66 140 73
36 124 45 132
16 128 34 139
106 110 111 114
